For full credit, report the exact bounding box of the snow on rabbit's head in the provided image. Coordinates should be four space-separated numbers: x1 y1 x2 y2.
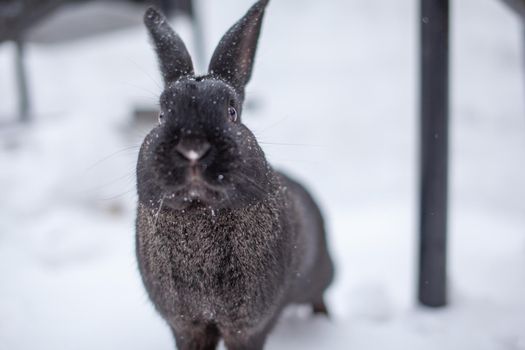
137 1 273 210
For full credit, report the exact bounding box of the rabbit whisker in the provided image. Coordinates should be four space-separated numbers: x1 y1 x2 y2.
258 141 325 148
231 173 267 198
153 195 166 230
84 145 142 173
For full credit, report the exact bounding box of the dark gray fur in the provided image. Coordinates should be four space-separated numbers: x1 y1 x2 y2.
136 2 334 349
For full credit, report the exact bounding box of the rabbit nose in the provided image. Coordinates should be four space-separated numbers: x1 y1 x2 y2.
175 139 211 162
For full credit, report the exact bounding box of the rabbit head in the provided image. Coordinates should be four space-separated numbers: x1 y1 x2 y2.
137 0 273 210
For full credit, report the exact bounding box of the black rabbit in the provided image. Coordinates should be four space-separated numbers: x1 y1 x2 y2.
136 1 334 349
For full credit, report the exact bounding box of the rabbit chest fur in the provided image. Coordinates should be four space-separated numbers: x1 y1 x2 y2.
136 181 291 329
136 173 330 331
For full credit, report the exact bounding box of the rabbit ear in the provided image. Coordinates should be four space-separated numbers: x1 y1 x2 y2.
144 7 194 85
208 0 269 95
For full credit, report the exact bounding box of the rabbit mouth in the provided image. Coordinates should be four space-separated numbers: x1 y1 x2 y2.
186 179 218 200
162 178 225 208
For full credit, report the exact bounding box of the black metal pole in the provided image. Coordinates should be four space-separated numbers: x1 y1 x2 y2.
521 25 525 105
191 2 206 72
173 0 205 71
15 40 31 123
418 0 449 307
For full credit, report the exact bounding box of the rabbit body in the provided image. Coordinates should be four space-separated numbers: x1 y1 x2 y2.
136 1 334 348
136 173 333 349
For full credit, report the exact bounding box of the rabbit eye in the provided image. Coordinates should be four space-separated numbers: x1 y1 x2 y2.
158 113 165 124
228 107 238 122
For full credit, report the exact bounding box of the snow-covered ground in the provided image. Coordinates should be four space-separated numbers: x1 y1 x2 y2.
1 0 525 349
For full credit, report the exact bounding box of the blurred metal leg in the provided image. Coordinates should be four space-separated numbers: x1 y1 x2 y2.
523 25 525 108
157 0 205 69
191 0 206 71
15 40 30 123
172 0 205 70
418 0 449 308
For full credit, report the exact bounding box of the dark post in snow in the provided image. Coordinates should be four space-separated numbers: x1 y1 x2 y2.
1 0 69 123
499 1 525 103
162 0 205 70
418 0 449 308
15 39 30 123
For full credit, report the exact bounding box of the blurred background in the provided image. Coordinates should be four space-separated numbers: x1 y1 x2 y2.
1 0 524 349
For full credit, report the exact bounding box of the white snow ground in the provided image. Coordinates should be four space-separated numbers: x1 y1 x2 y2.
1 0 525 349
